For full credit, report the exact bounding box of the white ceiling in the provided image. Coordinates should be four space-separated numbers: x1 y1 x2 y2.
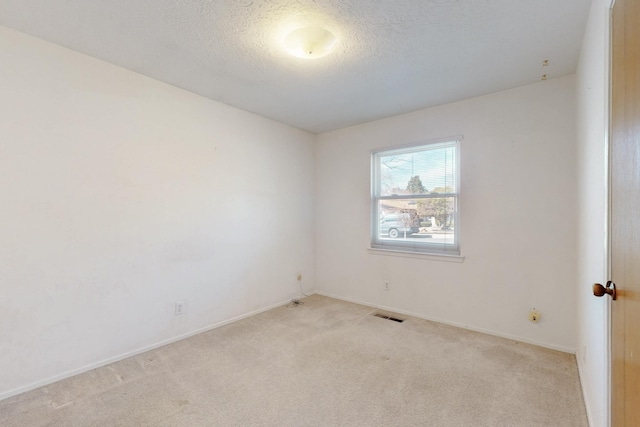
0 0 591 133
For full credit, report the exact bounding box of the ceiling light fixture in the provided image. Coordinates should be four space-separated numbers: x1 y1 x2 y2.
283 26 336 59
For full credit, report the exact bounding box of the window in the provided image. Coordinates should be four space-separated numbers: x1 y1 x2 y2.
371 138 460 256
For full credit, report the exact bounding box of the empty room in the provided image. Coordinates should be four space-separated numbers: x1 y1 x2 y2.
1 0 637 426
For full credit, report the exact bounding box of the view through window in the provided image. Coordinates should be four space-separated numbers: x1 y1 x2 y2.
371 139 460 255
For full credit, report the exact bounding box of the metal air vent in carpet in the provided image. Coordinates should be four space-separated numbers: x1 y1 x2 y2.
373 313 405 323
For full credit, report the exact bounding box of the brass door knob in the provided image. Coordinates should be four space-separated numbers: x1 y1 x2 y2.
593 281 617 300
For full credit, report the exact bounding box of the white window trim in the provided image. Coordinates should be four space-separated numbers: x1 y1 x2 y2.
370 136 462 257
367 247 465 262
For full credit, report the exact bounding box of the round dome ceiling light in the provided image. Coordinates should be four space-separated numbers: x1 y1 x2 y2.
283 26 337 59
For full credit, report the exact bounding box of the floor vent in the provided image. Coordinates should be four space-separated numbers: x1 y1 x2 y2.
373 313 405 323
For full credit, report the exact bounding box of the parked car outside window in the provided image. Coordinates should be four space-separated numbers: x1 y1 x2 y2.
379 214 420 238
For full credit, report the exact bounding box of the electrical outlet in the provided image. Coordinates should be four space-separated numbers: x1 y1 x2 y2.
384 281 390 291
528 309 540 323
297 274 302 281
175 301 185 316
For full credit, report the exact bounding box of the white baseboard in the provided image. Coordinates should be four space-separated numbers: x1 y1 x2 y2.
0 296 299 402
576 357 594 427
314 290 576 354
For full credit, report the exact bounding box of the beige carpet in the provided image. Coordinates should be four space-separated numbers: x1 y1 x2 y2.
0 295 588 426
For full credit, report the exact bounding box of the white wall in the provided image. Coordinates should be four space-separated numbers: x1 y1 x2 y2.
0 26 315 399
575 0 611 425
315 76 577 352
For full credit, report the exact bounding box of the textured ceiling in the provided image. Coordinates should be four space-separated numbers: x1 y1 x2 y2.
0 0 591 133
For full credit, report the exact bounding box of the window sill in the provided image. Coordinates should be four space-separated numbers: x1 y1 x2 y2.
367 247 465 263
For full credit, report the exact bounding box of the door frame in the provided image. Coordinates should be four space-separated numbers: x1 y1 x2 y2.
605 1 615 426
